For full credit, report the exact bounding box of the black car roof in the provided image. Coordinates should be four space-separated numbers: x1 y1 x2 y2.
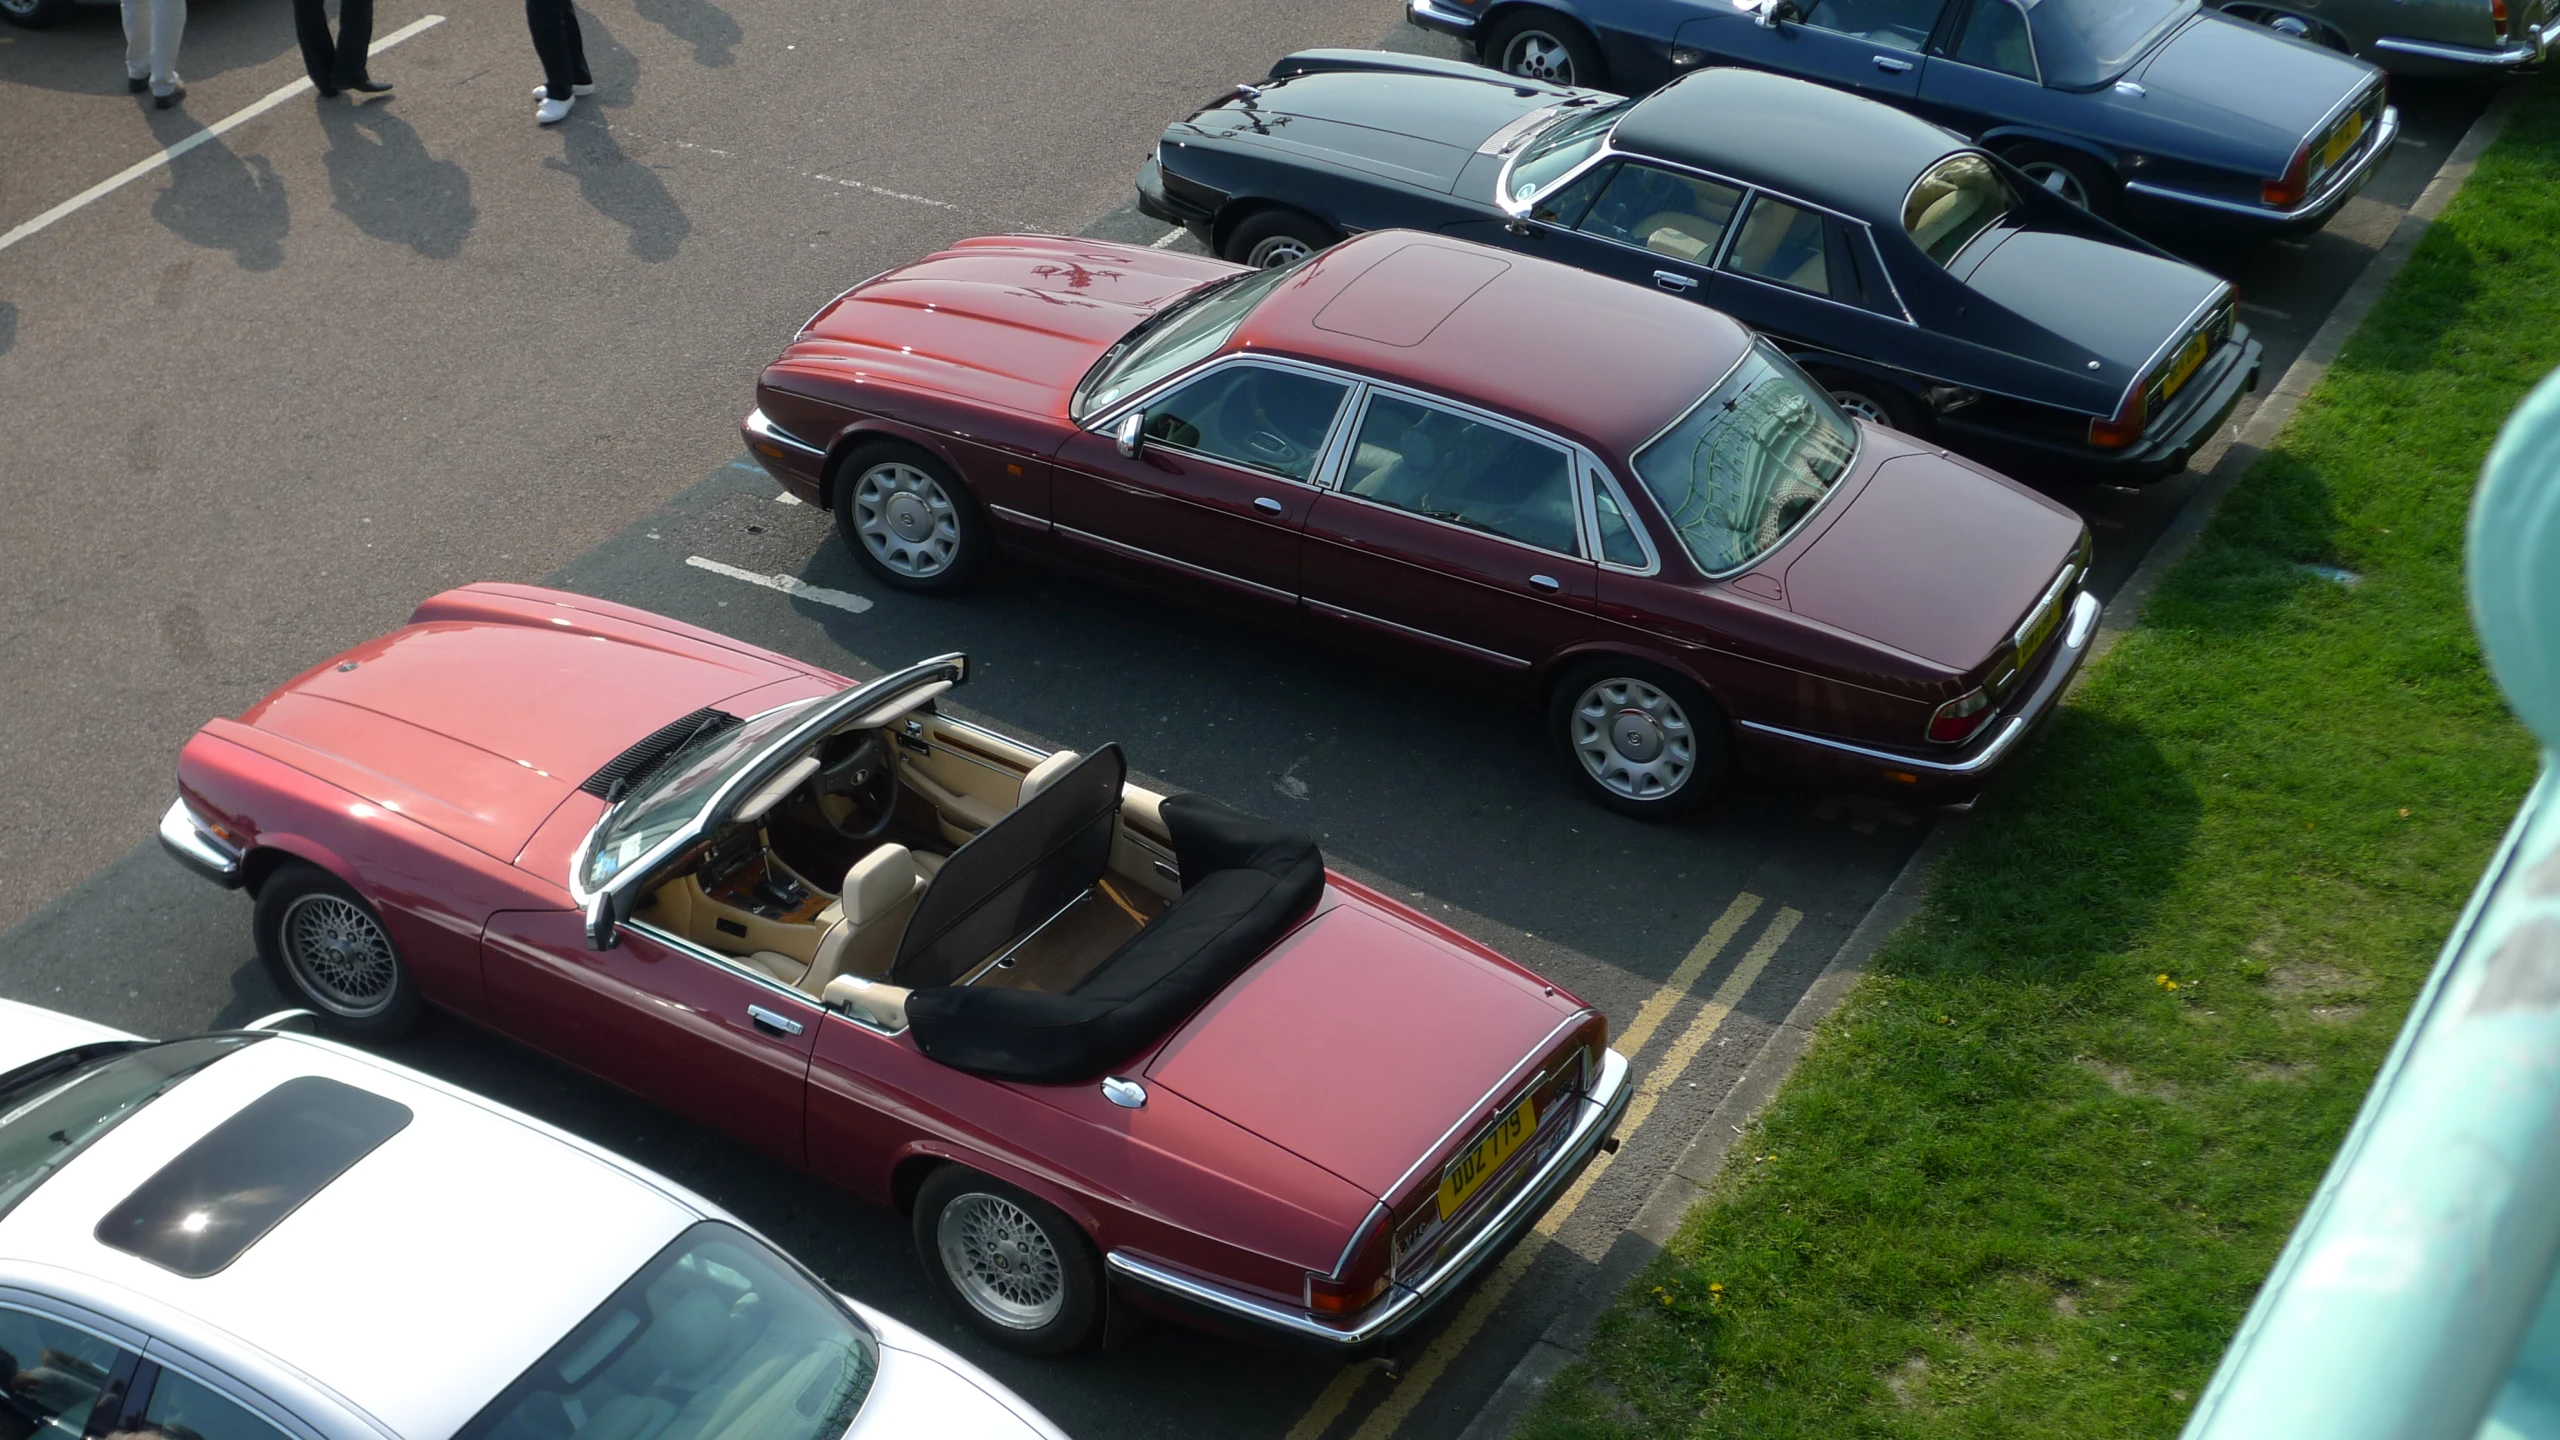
1611 68 1971 223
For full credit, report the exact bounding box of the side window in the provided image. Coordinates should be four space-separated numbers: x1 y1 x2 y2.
1343 394 1581 555
1950 0 2035 79
1589 474 1650 568
127 1367 295 1440
0 1306 136 1440
1577 164 1745 264
1799 0 1946 48
1527 159 1613 228
1724 195 1833 296
1141 365 1350 482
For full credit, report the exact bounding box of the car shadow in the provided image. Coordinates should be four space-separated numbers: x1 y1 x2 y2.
317 99 475 258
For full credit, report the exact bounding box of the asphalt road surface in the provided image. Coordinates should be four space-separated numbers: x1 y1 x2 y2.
0 4 2492 1434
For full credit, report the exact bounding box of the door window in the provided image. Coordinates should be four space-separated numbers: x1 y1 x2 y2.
1799 0 1945 48
128 1368 293 1440
1577 164 1745 265
1589 475 1651 568
1724 196 1834 296
1342 395 1580 555
1140 365 1349 482
0 1307 133 1440
1950 0 2036 78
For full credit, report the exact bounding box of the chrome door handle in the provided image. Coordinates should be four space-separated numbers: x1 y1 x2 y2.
1528 573 1563 594
1653 270 1698 293
748 1004 805 1037
1252 496 1286 515
1872 54 1913 72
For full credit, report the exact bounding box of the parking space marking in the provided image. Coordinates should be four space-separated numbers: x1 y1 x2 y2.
1151 227 1188 248
0 14 446 256
1336 904 1802 1440
1281 893 1784 1440
683 555 873 613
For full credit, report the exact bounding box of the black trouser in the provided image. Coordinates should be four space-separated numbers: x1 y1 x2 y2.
293 0 373 88
525 0 590 100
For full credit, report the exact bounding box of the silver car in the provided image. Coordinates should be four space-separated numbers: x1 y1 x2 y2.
2213 0 2551 74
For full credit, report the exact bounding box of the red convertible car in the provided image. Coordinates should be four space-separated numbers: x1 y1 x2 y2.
744 229 2099 816
160 584 1630 1357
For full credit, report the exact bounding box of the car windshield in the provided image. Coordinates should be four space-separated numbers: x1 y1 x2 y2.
585 700 820 891
456 1222 880 1440
0 1036 252 1220
1632 341 1860 575
1504 100 1629 208
2026 0 2194 86
1073 264 1296 419
1904 153 2016 266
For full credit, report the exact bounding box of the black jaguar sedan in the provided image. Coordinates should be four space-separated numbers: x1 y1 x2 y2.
1138 57 2262 482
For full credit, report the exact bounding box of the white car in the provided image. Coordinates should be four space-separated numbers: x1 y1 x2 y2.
0 999 1067 1440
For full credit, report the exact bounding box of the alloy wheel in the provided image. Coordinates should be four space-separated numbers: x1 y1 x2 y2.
279 894 398 1017
1830 389 1893 425
1501 30 1577 85
1570 676 1697 803
2017 160 2090 210
852 461 962 578
937 1192 1066 1330
1246 234 1314 268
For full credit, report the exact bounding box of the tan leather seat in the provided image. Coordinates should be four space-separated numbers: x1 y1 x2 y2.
1017 749 1081 806
803 843 926 991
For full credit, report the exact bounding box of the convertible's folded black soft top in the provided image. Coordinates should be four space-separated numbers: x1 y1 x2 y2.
906 791 1324 1083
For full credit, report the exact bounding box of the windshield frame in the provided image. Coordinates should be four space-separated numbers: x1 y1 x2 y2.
0 1035 257 1224
1070 264 1298 423
1495 99 1633 220
571 654 968 906
1629 340 1864 580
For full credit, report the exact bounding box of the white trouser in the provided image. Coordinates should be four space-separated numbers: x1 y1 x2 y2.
121 0 185 93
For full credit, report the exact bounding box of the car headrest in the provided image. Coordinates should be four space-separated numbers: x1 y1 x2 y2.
1398 427 1440 474
1017 749 1082 807
843 844 918 925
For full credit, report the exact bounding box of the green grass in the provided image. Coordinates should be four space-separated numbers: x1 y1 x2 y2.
1518 75 2560 1440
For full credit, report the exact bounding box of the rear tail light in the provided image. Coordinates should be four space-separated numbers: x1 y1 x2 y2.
2264 143 2312 209
1928 689 1994 745
1306 1271 1388 1317
2088 384 2149 449
2494 0 2509 37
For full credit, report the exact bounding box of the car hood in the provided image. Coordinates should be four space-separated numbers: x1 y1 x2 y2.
1144 897 1581 1199
1782 452 2086 672
782 236 1236 417
222 586 824 865
1181 68 1553 193
0 999 137 1075
1959 227 2223 403
2121 12 2378 165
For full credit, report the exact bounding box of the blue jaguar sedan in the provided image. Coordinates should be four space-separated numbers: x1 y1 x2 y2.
1408 0 2396 239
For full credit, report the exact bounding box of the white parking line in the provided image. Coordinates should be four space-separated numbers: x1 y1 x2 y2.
1151 227 1187 248
0 14 445 256
684 556 873 614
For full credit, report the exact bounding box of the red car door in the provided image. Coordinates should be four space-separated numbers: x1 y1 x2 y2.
1051 360 1352 624
1301 388 1596 682
483 910 822 1166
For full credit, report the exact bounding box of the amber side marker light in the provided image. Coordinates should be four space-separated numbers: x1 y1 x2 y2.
1306 1272 1388 1316
749 441 789 462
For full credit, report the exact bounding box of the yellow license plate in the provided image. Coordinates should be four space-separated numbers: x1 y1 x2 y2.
2320 110 2367 172
2160 327 2212 403
1439 1093 1539 1219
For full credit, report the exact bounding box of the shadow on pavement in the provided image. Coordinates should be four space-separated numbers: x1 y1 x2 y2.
633 0 738 67
0 0 294 91
146 111 290 269
545 109 690 261
0 302 16 356
317 98 475 258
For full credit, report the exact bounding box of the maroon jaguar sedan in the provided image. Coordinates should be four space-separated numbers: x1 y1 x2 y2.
744 231 2097 815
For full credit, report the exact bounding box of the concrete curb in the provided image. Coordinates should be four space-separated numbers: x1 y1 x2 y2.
1449 76 2531 1440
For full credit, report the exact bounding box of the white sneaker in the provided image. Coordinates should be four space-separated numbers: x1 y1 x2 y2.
535 94 575 124
531 83 596 98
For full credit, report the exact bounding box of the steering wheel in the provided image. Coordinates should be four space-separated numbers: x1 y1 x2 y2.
1241 428 1304 470
815 733 900 842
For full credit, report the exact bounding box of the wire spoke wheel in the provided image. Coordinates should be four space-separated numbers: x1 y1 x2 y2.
279 894 399 1017
1570 676 1697 803
937 1193 1066 1330
852 461 962 578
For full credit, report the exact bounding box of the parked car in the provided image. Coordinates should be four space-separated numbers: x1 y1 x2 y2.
159 591 1633 1354
2205 0 2550 76
743 230 2097 814
0 999 1066 1440
1404 0 2396 238
1140 59 2262 482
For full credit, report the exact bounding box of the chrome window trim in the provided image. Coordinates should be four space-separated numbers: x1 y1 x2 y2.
1303 600 1534 669
1082 353 1361 491
1325 380 1593 562
141 1344 333 1440
1627 340 1861 583
1944 0 2042 83
1582 461 1664 577
1493 107 1635 219
0 1293 148 1355
1056 524 1298 602
1897 149 2018 265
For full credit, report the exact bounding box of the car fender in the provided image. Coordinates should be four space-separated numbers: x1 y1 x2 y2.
1973 124 2125 174
820 417 983 511
1536 640 1733 722
1779 347 1928 401
891 1139 1114 1242
1266 46 1585 93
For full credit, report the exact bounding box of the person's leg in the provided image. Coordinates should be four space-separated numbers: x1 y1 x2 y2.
121 0 152 87
563 3 589 86
526 0 576 99
334 0 373 84
292 0 339 87
147 0 184 95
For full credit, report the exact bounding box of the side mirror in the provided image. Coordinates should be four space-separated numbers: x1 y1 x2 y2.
1114 410 1147 459
1757 0 1799 26
585 890 621 950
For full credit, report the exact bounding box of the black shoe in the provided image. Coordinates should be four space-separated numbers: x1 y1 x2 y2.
127 77 149 93
153 85 185 109
344 76 392 93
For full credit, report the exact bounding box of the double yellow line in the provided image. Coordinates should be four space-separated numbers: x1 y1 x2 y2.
1285 892 1803 1440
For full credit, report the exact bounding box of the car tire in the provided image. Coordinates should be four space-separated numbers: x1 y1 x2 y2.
913 1166 1102 1357
1221 208 1339 269
1549 659 1731 820
1485 9 1607 89
1811 369 1927 436
253 862 424 1038
833 441 989 594
2003 143 2120 220
0 0 76 29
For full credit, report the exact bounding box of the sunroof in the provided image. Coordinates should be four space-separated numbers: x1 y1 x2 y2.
94 1075 411 1277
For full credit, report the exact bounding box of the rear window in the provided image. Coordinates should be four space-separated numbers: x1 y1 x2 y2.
0 1036 249 1222
458 1222 879 1440
1632 341 1859 575
94 1075 412 1277
1904 153 2016 267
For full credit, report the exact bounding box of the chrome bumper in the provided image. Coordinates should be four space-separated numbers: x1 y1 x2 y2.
1105 1046 1632 1348
1406 0 1483 37
743 407 826 461
159 798 243 888
2374 22 2549 65
2126 103 2398 227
